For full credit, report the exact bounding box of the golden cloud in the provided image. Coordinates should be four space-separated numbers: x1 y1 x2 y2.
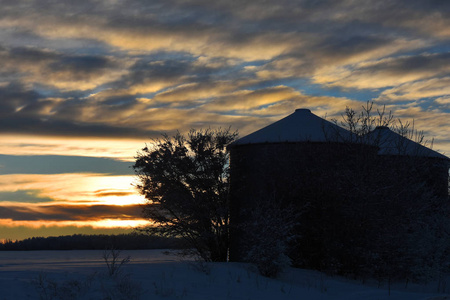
203 86 303 111
377 77 450 102
0 134 145 161
313 53 450 90
255 57 312 80
153 80 251 103
1 14 302 61
0 173 144 205
435 96 450 106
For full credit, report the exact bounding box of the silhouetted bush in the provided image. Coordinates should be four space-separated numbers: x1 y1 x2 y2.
134 128 238 262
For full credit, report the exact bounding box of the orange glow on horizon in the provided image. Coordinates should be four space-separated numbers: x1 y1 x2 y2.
0 218 150 229
0 172 151 240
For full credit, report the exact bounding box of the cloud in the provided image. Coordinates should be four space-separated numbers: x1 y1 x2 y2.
0 56 247 138
435 96 450 107
313 53 450 90
0 190 54 203
0 2 302 61
0 81 41 114
377 77 450 102
0 46 130 91
203 86 303 111
0 82 160 138
1 0 447 60
0 112 156 138
153 81 236 103
364 0 450 38
0 203 142 221
0 0 449 155
254 57 315 80
0 134 147 161
0 173 144 205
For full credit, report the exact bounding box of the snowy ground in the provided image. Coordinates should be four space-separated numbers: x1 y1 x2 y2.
0 249 449 300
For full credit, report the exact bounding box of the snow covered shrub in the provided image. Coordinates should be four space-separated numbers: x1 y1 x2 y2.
247 238 292 278
241 195 299 278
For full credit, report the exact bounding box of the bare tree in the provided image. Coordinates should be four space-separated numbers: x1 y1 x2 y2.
102 248 131 277
332 101 393 143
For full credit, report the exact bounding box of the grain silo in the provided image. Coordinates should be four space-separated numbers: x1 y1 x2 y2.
227 109 374 263
367 126 450 198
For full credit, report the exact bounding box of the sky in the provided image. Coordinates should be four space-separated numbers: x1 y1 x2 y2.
1 0 449 241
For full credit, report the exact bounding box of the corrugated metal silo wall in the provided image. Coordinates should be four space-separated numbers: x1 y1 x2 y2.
374 155 450 198
229 140 450 270
228 141 376 263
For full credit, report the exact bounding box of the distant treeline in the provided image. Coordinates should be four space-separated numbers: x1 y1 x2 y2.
0 233 185 251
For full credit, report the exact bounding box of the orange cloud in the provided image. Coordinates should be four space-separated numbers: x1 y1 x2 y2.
0 134 145 161
0 173 145 205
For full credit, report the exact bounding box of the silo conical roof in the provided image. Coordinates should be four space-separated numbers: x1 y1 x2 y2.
367 126 449 160
231 109 352 146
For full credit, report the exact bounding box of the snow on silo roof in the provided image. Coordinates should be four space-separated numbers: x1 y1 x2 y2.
231 108 352 146
367 126 450 160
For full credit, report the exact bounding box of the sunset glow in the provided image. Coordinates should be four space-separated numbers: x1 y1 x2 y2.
0 174 144 204
1 0 449 241
0 219 149 229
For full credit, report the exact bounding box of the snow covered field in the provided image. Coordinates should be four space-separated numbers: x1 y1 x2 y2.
0 249 448 300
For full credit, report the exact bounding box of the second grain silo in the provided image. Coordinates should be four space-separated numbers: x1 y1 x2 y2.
367 126 450 198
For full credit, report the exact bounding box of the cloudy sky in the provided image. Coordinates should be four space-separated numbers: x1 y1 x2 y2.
1 0 449 241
